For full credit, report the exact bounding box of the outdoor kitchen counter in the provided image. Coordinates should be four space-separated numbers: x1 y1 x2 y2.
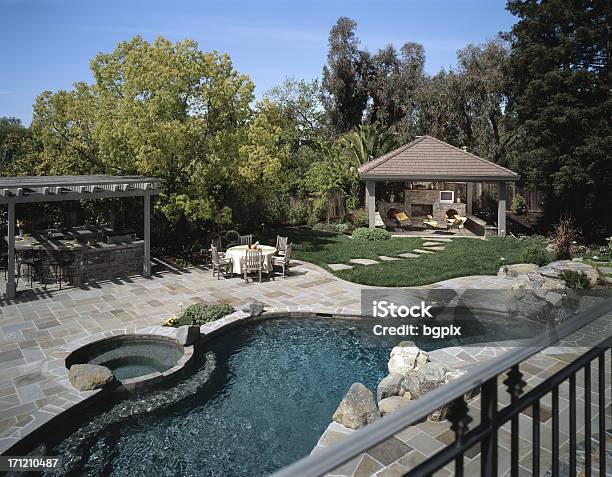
6 235 145 285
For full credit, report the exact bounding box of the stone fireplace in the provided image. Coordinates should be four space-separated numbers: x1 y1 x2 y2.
404 189 466 227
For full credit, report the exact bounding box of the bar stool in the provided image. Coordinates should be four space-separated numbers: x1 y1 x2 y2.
17 250 46 288
50 251 74 290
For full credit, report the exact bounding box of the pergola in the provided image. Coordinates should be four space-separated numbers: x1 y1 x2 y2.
0 175 164 299
359 135 520 235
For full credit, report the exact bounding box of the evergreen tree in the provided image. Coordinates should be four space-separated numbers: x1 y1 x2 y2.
505 0 612 234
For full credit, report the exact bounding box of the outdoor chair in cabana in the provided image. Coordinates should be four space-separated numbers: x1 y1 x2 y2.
378 203 413 230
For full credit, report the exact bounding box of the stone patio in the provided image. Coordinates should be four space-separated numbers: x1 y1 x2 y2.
0 258 609 476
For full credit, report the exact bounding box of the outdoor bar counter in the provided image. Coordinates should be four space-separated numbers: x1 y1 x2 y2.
9 227 144 286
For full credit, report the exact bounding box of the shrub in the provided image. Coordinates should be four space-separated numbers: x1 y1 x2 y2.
312 222 350 234
174 303 235 327
560 270 591 289
352 227 391 241
350 208 369 228
309 197 328 225
265 195 290 224
519 244 553 266
511 194 528 215
550 219 580 260
288 202 309 225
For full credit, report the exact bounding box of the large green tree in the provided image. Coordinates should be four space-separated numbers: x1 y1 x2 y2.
321 17 369 135
505 0 612 233
30 36 258 226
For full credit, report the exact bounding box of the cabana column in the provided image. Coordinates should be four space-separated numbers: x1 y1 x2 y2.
366 180 376 228
6 201 16 299
497 181 507 237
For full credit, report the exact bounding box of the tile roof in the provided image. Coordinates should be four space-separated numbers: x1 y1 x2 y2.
359 136 519 181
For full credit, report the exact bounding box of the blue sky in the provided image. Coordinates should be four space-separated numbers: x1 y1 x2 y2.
0 0 515 125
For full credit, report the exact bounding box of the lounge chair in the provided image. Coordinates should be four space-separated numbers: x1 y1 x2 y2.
423 215 439 230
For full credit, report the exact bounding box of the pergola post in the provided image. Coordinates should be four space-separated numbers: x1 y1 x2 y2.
143 192 151 277
6 201 16 299
366 180 376 228
497 181 507 237
466 182 474 215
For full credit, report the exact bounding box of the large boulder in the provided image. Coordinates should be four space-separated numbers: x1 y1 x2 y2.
332 383 381 430
69 364 114 391
378 395 413 416
176 325 200 346
421 362 449 383
501 263 539 278
241 301 265 317
377 374 404 402
388 342 429 375
399 370 425 398
541 260 601 287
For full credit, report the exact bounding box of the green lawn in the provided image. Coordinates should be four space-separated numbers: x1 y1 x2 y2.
264 228 547 287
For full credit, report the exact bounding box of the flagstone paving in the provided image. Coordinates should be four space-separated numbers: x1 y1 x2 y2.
0 255 609 476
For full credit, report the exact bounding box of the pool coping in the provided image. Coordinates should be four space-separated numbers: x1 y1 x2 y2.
0 306 567 456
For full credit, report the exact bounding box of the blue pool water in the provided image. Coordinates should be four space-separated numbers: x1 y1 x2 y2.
41 316 544 476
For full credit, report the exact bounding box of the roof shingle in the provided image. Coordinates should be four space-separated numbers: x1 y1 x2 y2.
359 136 519 181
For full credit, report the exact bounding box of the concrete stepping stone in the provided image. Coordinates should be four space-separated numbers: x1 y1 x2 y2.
379 256 401 261
427 238 452 242
349 258 380 266
423 241 447 247
398 253 419 258
413 249 435 254
328 263 353 271
423 246 445 251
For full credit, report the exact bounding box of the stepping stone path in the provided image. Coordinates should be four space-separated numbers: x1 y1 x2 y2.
328 263 353 271
349 258 380 266
328 238 454 271
398 252 420 258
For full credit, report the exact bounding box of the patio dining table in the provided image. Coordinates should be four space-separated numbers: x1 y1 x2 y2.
225 245 276 274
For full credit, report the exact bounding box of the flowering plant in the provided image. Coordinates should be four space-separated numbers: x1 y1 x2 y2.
163 315 178 327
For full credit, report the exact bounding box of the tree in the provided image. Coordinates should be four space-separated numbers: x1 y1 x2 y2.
321 17 369 134
366 42 426 128
339 122 399 174
29 36 257 226
505 0 612 233
0 117 33 172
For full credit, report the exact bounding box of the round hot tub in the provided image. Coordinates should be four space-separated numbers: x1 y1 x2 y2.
66 335 186 382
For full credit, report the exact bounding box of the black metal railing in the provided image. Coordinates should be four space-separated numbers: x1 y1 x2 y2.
273 297 612 477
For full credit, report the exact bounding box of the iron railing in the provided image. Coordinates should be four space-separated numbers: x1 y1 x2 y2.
274 297 612 477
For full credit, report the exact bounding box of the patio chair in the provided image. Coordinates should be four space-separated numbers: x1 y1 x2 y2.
50 251 73 290
423 215 438 230
17 249 47 288
393 211 412 229
239 234 253 247
211 245 233 280
240 249 264 283
273 244 292 278
275 235 289 256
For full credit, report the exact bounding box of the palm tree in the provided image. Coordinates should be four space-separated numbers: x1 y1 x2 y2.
339 122 399 176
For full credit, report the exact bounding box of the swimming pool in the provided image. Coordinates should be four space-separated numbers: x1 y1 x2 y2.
37 315 545 476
